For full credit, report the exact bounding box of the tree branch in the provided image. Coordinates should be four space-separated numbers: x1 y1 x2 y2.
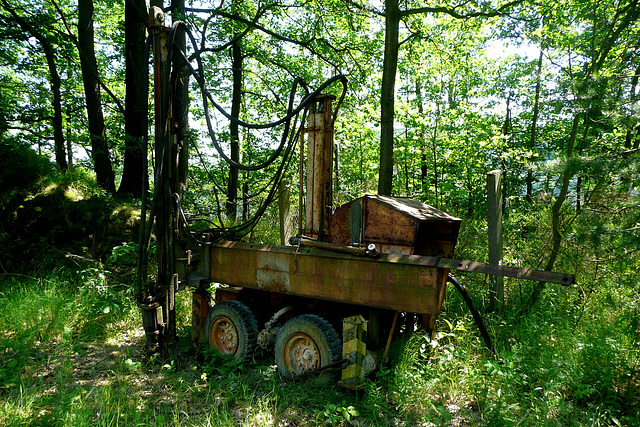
400 0 524 18
591 0 640 74
6 126 49 138
189 7 343 71
340 0 384 17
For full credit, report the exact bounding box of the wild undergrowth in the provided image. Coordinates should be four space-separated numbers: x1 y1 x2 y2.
1 237 638 426
1 151 638 425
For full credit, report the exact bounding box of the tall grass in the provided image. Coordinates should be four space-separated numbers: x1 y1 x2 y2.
0 270 140 426
1 212 638 426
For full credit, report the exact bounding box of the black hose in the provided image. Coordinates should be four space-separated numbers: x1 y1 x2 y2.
162 21 348 242
169 20 348 171
447 274 498 358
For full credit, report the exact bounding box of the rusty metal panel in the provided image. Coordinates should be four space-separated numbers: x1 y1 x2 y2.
305 111 325 236
330 195 462 258
208 241 448 315
363 196 420 247
329 199 357 246
414 221 460 258
305 95 335 241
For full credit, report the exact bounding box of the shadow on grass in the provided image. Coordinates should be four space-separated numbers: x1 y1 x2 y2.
0 327 414 427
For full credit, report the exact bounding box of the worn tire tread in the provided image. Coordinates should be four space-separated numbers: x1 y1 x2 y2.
275 314 341 379
204 300 258 362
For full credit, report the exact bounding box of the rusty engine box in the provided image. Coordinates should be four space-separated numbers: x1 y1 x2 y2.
330 195 461 257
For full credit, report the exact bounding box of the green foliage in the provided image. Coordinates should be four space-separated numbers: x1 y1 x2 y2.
108 241 138 266
201 348 248 377
0 248 638 425
0 149 139 274
320 401 360 424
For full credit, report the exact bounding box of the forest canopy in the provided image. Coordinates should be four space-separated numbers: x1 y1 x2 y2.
1 0 639 325
1 0 638 206
2 0 638 281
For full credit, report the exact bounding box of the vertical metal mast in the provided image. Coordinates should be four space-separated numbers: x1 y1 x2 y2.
304 94 336 242
148 6 177 359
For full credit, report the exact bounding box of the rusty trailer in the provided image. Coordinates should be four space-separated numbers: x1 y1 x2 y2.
171 94 571 389
176 199 571 388
140 9 575 390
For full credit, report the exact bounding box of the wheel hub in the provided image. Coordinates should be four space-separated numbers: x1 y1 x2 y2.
209 316 238 355
283 333 320 375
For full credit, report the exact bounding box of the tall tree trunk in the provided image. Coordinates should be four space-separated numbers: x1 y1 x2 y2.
334 143 340 193
432 102 440 207
78 0 115 193
66 103 73 167
172 0 190 191
226 38 242 220
378 0 399 196
45 39 68 173
416 81 428 192
575 117 592 211
526 49 543 204
502 96 511 216
2 2 67 171
624 64 640 149
404 130 409 194
118 0 149 197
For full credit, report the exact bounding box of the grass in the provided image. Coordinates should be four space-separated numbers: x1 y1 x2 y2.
0 242 638 426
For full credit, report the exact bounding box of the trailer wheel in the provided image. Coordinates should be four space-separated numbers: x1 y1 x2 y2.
275 314 341 380
204 300 258 361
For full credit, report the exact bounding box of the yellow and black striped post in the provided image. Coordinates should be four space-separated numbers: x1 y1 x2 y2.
339 315 368 390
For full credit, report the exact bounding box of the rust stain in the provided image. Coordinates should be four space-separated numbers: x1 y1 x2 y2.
257 252 290 293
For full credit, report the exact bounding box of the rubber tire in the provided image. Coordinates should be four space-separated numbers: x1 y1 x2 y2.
204 300 258 362
275 314 341 381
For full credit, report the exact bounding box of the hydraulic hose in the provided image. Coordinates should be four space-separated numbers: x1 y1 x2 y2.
447 274 497 357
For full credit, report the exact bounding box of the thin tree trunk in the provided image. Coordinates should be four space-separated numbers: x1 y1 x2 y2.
66 109 73 167
502 96 511 217
334 143 339 193
527 49 544 204
47 42 68 173
172 0 190 191
576 117 592 211
404 138 409 194
378 0 399 196
416 81 428 194
226 38 242 220
119 0 149 196
528 114 580 308
625 64 640 149
432 102 440 208
78 0 115 193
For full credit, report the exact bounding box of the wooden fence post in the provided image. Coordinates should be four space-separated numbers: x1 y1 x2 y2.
279 179 291 245
487 170 504 312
